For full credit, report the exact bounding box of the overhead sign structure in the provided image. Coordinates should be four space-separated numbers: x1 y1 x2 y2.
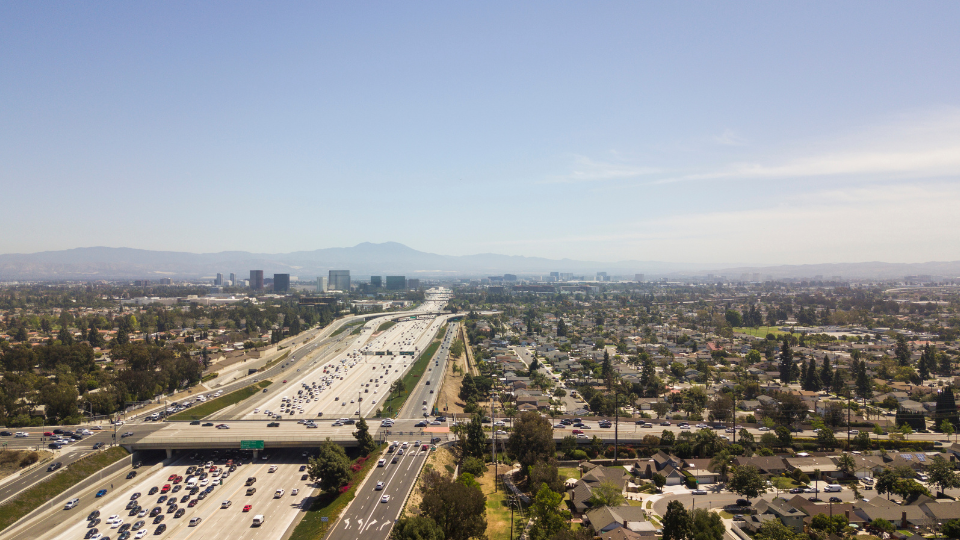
400 351 415 356
240 440 265 450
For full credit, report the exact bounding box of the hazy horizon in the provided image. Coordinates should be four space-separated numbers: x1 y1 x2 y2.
3 3 959 265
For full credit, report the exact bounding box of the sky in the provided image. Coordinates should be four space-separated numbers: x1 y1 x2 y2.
2 2 959 266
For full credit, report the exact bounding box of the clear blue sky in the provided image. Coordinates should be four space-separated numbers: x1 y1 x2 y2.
2 2 959 265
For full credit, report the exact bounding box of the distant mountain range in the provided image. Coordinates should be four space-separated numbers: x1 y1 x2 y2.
0 242 957 281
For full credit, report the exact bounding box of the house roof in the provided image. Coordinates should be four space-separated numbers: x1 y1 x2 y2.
586 505 648 531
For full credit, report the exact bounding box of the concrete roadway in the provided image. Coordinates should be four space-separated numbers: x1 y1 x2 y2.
230 316 451 421
326 442 432 540
398 322 458 419
36 449 311 540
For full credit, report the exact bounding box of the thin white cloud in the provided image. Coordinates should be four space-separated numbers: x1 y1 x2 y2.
542 155 660 184
714 129 748 146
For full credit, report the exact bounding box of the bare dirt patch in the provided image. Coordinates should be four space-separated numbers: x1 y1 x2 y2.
0 450 53 481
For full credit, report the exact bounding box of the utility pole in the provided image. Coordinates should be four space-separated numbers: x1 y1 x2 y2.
492 386 497 492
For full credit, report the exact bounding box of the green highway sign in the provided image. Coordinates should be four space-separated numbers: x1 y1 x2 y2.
240 440 264 450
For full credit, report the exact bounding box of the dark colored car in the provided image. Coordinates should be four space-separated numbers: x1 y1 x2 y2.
157 495 167 504
153 514 164 524
175 508 185 518
202 423 214 427
299 466 306 472
154 524 166 534
85 529 99 539
190 421 201 425
126 471 137 479
736 499 751 507
47 462 62 472
148 487 159 496
829 497 842 503
89 510 101 521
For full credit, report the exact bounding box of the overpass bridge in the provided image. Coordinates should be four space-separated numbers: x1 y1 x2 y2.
123 418 447 458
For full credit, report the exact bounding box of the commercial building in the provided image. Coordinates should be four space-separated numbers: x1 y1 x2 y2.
407 278 420 290
329 270 350 291
229 273 236 286
635 274 645 283
503 274 518 282
316 276 328 293
385 276 406 291
215 273 224 286
370 276 382 288
273 274 290 293
250 270 264 290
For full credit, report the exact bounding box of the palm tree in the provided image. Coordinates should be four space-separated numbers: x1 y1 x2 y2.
710 450 733 482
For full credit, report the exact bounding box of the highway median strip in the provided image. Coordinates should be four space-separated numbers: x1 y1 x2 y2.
168 380 272 421
0 446 129 532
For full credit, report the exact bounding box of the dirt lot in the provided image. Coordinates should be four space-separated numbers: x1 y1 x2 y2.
438 348 470 417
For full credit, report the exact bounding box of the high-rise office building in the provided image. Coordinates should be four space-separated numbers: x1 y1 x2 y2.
635 273 645 282
386 276 406 291
503 274 517 282
215 273 224 286
370 276 382 288
229 273 236 286
407 278 420 290
250 270 264 290
329 270 350 291
273 274 290 293
317 276 328 292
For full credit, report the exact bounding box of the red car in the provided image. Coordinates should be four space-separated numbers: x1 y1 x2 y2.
242 505 252 512
173 476 183 484
188 499 198 508
161 484 171 493
44 431 54 437
282 380 287 383
209 466 217 472
168 474 178 481
572 429 583 435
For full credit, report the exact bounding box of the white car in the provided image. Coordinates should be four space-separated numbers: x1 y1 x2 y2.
111 520 123 529
381 494 390 503
107 515 120 523
138 509 148 517
292 489 298 495
15 432 27 438
274 489 284 498
135 529 148 539
63 498 80 510
200 478 209 486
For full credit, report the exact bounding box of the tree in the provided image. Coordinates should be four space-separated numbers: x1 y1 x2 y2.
529 460 565 494
837 453 855 475
779 339 793 384
662 500 689 540
660 430 676 447
688 508 725 540
507 411 556 480
652 473 666 492
771 477 793 497
755 518 803 540
587 480 625 508
895 334 910 366
462 456 487 477
870 519 895 535
57 326 74 345
926 454 960 495
308 440 351 493
419 470 487 540
728 465 767 500
876 469 898 500
775 426 792 449
463 414 488 459
942 519 960 540
710 451 733 482
353 417 377 456
816 428 838 451
529 483 569 540
810 513 849 536
943 418 957 441
652 401 671 419
391 516 445 540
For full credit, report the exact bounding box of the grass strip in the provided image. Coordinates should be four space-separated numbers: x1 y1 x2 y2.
287 444 385 540
168 381 272 421
377 338 443 416
350 326 363 336
258 350 291 372
376 320 396 332
201 372 219 383
0 446 129 532
732 326 790 337
330 320 363 337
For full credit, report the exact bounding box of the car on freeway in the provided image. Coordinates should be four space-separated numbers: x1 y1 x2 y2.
126 471 137 479
96 489 108 498
154 524 167 534
375 482 384 490
64 498 80 510
175 508 185 518
148 487 159 496
381 495 390 503
135 530 147 539
48 461 63 472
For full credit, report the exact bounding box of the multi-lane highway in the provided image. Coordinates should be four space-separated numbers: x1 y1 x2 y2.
326 441 432 540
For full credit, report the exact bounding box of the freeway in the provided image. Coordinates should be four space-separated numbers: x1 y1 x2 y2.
398 322 459 419
326 441 432 540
